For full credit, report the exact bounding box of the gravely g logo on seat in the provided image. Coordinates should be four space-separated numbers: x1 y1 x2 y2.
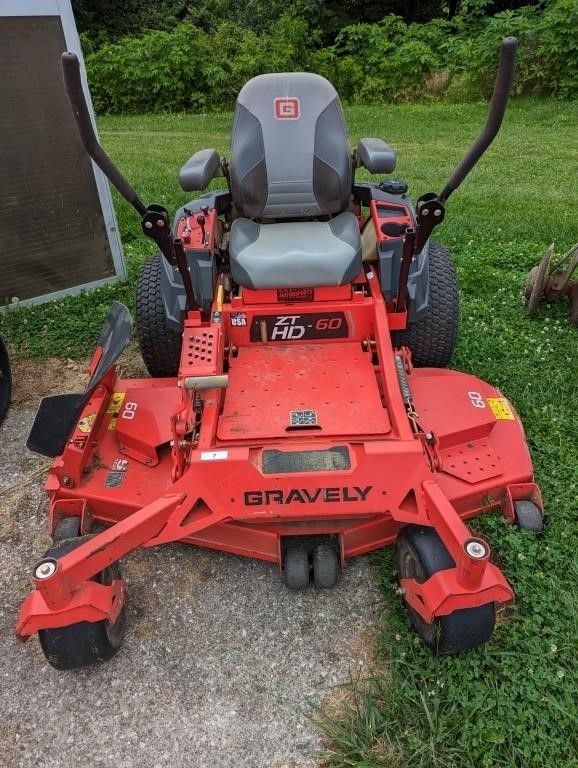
244 486 372 505
274 97 300 120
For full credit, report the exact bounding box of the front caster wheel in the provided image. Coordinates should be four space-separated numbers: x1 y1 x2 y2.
283 546 310 590
396 525 495 655
38 536 127 670
312 544 338 589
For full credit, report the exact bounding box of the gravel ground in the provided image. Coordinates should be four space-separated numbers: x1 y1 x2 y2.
0 368 384 768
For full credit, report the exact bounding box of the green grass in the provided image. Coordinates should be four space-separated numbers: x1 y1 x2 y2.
1 98 578 765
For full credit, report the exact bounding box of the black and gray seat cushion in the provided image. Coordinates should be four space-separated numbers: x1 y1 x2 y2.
230 72 351 219
229 212 362 290
228 71 361 289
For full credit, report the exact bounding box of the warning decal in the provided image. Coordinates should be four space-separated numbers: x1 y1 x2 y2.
487 397 515 420
107 392 126 414
77 413 96 433
105 458 128 488
107 392 126 430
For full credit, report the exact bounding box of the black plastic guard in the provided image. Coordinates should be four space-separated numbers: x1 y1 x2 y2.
26 393 85 457
88 301 133 388
26 302 132 457
0 336 11 423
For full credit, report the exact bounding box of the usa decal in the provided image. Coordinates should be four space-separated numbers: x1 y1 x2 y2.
274 97 300 120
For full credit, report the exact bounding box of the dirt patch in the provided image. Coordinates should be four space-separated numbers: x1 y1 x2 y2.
8 339 148 410
117 339 149 379
9 356 88 407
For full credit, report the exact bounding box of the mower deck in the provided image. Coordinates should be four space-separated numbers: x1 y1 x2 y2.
16 278 542 655
28 346 535 560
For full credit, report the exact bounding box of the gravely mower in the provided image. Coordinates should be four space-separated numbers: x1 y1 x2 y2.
17 38 544 669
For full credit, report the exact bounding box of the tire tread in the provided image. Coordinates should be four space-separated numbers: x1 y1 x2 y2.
136 254 182 377
393 242 459 367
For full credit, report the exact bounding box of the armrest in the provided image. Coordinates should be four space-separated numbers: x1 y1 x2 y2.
179 148 222 191
356 138 396 175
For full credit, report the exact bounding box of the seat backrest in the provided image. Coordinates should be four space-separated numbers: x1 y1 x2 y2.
229 73 351 220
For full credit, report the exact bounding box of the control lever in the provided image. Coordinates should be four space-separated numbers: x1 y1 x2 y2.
196 214 206 244
61 52 198 311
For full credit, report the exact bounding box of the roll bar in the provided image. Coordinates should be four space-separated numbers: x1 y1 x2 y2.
397 38 518 310
61 52 198 310
439 37 517 204
62 53 148 216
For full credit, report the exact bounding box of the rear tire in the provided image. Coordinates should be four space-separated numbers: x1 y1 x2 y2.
396 525 495 654
38 536 127 670
393 242 459 367
136 253 182 377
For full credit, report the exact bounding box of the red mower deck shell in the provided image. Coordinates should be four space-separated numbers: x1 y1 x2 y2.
16 262 539 640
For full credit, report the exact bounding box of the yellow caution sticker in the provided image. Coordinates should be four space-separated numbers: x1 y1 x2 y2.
77 413 96 433
108 417 118 431
487 397 515 420
107 392 126 415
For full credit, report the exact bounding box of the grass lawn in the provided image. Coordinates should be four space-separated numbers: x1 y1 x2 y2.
1 98 577 766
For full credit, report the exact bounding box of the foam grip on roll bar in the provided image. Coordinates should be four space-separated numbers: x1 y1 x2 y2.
439 37 517 204
61 52 147 215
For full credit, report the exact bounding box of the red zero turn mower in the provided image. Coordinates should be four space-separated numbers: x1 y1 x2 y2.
17 39 544 669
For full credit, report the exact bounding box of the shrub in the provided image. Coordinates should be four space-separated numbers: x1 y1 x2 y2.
316 16 449 102
86 14 313 113
445 7 541 99
535 0 578 98
85 2 578 113
87 24 214 113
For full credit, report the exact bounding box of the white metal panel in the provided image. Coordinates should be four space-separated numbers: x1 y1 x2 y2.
0 0 126 308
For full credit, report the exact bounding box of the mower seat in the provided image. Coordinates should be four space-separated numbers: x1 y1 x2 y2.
229 212 361 289
228 72 362 289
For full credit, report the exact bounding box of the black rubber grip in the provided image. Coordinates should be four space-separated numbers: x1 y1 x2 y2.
61 52 147 215
439 37 517 204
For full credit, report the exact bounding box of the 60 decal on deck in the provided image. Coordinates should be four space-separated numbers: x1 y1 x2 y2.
249 312 348 342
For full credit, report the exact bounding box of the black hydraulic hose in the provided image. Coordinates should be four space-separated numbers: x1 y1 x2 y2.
61 52 147 216
439 37 517 205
